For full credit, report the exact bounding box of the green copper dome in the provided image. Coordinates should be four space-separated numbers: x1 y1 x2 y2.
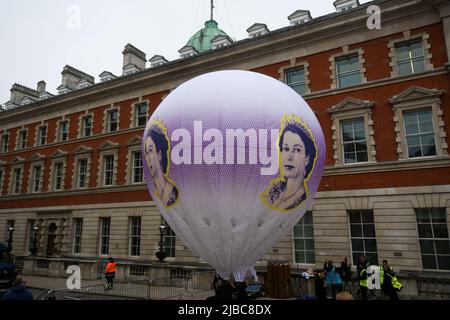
186 20 230 52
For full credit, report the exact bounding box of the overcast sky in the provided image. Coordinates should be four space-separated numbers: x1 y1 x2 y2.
0 0 371 104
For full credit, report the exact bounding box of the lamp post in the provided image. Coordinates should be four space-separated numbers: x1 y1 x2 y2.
7 226 14 253
155 224 167 262
30 225 39 256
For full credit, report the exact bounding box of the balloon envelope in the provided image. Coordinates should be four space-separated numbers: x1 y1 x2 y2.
142 70 325 281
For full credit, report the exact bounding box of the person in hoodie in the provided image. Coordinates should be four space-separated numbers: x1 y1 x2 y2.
1 276 33 300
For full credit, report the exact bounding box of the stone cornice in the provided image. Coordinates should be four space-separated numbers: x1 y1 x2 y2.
324 156 450 176
0 183 147 203
0 0 441 125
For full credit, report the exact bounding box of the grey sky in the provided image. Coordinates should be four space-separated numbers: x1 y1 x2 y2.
0 0 371 104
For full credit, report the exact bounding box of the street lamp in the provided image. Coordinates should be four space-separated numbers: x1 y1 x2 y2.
155 224 167 262
7 226 14 253
30 225 39 256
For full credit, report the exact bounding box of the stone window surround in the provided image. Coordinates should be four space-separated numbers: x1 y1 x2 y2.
48 150 68 192
0 161 6 195
71 146 92 189
1 131 9 153
35 122 48 147
98 217 111 257
128 216 142 257
72 217 83 255
130 98 150 128
278 58 311 95
78 111 94 138
97 141 119 188
388 31 434 78
55 117 70 143
103 104 120 134
389 86 447 160
329 46 367 89
125 136 144 185
28 156 45 194
328 97 376 166
9 159 25 195
15 127 28 151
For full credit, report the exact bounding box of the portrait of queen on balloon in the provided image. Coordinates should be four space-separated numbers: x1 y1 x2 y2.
143 119 179 208
260 114 318 212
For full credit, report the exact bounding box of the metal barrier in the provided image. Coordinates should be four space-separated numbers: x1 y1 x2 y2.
35 270 215 300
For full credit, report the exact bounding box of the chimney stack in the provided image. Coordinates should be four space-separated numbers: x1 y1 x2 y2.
122 44 147 75
37 81 46 93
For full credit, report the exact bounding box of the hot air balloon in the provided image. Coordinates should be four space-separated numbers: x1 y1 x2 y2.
142 70 325 281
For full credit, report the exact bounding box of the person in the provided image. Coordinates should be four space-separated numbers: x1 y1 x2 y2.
104 257 117 290
144 120 179 208
381 260 401 300
261 115 318 211
206 279 234 300
357 255 369 300
314 270 327 301
1 276 33 300
338 256 352 292
324 260 343 300
212 273 224 295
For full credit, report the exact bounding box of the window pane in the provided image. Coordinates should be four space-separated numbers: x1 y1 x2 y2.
396 45 410 61
356 152 368 162
418 224 433 238
303 212 313 225
351 239 364 251
364 239 378 252
304 226 313 238
398 61 413 76
355 141 367 152
305 251 315 264
361 211 374 223
416 209 430 223
410 42 424 57
293 226 303 238
433 224 449 239
344 153 356 164
349 212 361 223
408 146 422 158
286 69 304 84
406 136 420 147
420 134 435 146
350 224 362 237
421 255 437 269
294 239 304 250
363 224 376 238
419 239 435 254
337 56 359 73
305 239 315 251
412 59 425 73
437 256 450 271
422 144 436 157
291 84 305 96
344 143 355 153
339 72 361 88
366 253 378 266
431 208 446 223
434 240 450 255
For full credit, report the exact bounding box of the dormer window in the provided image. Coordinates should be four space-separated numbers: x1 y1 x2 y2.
334 0 359 13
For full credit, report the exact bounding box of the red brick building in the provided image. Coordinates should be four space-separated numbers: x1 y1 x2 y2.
0 0 449 296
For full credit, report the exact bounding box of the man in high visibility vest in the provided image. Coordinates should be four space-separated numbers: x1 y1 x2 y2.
380 259 401 300
357 255 369 300
104 257 117 290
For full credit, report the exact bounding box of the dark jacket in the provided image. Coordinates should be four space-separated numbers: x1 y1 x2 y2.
1 285 33 300
338 261 352 282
